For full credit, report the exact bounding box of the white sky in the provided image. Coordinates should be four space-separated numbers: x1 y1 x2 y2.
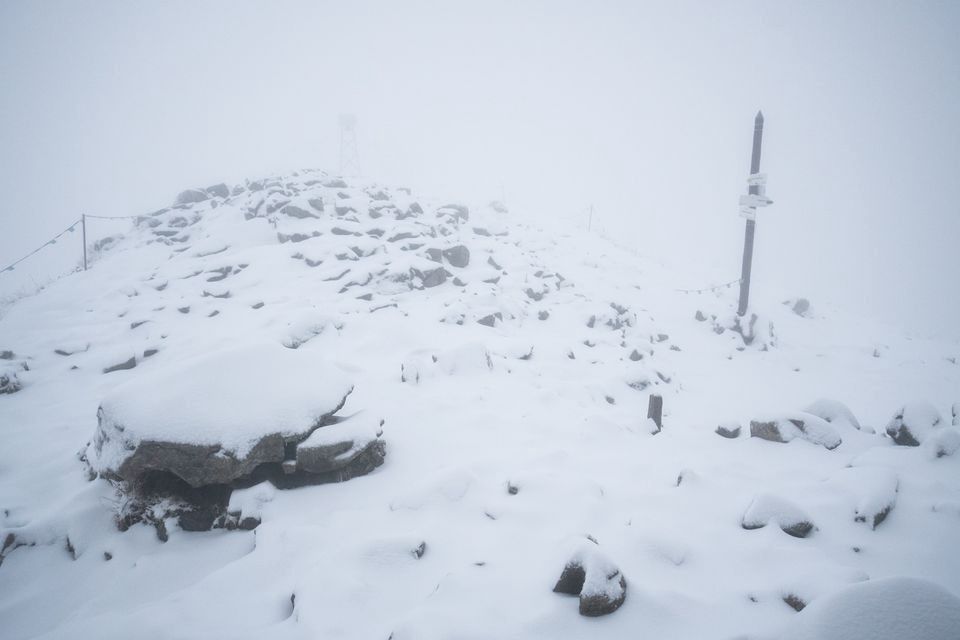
1 0 958 338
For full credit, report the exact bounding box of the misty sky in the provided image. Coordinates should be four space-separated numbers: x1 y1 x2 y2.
1 0 958 338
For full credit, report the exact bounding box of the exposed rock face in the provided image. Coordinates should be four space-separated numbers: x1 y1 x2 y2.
750 413 841 450
553 547 627 616
885 402 943 446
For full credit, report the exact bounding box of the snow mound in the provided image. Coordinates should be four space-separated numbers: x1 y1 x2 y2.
886 401 943 446
831 466 898 529
785 577 960 640
742 494 815 538
803 398 863 431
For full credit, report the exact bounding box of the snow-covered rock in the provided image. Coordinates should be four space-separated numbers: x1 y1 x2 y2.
553 546 627 616
785 577 960 640
802 398 863 431
85 342 357 487
885 401 944 446
715 422 742 438
750 412 842 450
742 494 815 538
831 466 898 529
925 428 960 460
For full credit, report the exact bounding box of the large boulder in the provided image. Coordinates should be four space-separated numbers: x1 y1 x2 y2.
175 188 210 205
83 343 386 532
885 402 943 446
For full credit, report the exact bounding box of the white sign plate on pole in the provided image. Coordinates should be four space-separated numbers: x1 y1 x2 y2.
739 193 773 208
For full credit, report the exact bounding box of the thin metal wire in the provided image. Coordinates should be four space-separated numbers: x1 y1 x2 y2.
1 219 82 273
674 278 742 294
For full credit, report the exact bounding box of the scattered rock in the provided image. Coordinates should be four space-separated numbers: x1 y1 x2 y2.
784 297 811 317
102 357 137 374
205 183 230 199
175 189 209 205
411 266 450 288
281 205 316 219
442 245 470 268
553 547 627 617
783 593 807 612
716 423 742 439
750 413 841 450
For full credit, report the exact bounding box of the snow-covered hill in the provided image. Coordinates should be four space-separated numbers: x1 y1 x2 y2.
1 169 959 639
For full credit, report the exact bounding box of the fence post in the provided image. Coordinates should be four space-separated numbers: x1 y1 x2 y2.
647 394 663 433
82 214 87 271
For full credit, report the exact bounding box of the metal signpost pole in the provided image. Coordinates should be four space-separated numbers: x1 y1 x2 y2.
737 111 765 316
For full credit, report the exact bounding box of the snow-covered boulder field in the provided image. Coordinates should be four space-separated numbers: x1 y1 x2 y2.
1 169 959 639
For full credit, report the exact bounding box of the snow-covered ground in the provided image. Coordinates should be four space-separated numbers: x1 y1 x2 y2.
1 169 959 639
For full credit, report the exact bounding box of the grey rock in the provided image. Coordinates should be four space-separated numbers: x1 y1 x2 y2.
281 205 316 219
716 423 742 439
412 266 449 288
553 554 627 617
103 357 137 374
205 183 230 199
175 189 209 205
442 245 470 268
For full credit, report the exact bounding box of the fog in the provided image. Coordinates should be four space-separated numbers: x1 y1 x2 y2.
1 0 958 338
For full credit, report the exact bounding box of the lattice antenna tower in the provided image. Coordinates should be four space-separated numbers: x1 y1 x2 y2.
339 113 361 177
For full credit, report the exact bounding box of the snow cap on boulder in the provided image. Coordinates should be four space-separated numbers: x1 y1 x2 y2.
86 342 355 487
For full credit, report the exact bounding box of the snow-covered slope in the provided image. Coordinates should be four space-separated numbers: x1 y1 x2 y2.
1 169 959 639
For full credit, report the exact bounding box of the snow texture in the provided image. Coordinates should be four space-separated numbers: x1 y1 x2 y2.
786 577 960 640
1 169 959 639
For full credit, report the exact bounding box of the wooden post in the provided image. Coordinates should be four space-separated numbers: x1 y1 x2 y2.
82 214 87 271
737 111 764 316
647 394 663 432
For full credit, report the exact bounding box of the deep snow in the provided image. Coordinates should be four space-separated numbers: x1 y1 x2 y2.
1 169 959 639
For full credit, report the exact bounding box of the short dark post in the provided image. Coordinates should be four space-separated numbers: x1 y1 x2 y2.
647 394 663 432
82 214 87 271
737 111 764 316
